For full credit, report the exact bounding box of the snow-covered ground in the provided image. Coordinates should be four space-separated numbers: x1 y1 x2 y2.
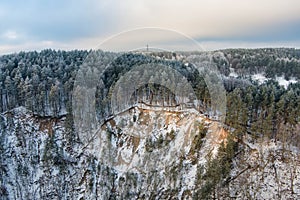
229 67 239 78
230 137 300 199
1 106 299 199
251 73 269 84
228 67 298 89
275 76 298 88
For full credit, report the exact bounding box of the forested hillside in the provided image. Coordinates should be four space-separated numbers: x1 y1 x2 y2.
222 48 300 79
0 48 299 199
0 48 299 137
0 49 88 115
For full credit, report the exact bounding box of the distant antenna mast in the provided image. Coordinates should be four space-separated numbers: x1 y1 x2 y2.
146 44 149 52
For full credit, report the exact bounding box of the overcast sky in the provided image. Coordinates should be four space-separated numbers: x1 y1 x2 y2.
1 0 300 54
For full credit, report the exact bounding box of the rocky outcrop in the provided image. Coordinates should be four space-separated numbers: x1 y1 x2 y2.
0 106 299 199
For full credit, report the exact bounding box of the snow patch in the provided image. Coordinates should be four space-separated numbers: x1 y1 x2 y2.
275 76 297 88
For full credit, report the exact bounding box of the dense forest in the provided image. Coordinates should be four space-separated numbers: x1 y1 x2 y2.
0 48 299 199
0 48 299 145
0 49 88 115
222 48 300 79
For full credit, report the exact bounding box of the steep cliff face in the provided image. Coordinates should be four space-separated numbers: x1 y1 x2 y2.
229 136 300 199
0 107 80 199
0 106 299 199
84 106 222 199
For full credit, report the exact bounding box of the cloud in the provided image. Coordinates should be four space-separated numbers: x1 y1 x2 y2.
113 0 300 38
3 31 18 40
0 0 117 42
0 0 300 54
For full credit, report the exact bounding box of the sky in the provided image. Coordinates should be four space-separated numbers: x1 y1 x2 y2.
0 0 300 54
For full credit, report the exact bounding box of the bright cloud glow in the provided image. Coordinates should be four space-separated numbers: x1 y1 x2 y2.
3 31 18 40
